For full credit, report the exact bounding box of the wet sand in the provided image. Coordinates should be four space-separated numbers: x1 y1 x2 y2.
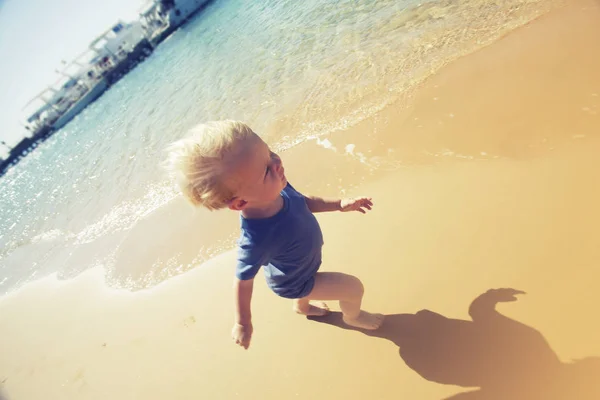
1 0 600 399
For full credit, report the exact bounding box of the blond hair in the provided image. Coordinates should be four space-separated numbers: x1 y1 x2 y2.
164 120 257 210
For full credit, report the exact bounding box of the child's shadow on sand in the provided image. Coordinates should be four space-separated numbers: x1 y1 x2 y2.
309 288 600 400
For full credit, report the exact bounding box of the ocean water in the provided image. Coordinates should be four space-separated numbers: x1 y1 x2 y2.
0 0 555 294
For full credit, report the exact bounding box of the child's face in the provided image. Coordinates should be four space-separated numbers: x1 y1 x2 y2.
227 135 287 210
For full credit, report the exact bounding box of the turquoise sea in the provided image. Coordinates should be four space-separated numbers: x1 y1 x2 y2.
0 0 553 294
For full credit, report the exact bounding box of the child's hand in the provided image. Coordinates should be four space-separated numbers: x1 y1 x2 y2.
340 197 373 214
232 322 253 349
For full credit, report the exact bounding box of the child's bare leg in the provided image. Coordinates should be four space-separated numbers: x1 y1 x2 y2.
303 271 384 330
293 297 330 316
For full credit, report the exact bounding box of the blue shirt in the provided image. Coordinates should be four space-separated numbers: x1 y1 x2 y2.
236 183 324 299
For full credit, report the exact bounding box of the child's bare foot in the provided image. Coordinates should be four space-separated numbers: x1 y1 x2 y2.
294 301 330 317
343 311 384 330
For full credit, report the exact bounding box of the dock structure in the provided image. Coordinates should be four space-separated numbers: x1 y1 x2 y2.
1 0 212 177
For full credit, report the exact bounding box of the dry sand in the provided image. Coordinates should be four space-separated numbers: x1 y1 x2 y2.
1 0 600 399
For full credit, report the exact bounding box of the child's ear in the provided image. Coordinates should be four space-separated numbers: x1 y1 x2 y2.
228 198 248 211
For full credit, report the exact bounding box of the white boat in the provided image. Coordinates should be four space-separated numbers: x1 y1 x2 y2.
51 78 109 131
21 20 151 137
140 0 213 45
7 1 212 175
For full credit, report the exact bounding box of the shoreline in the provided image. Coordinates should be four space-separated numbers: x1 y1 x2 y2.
0 0 564 294
2 0 600 399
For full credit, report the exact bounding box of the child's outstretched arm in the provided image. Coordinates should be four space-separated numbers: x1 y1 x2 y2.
232 277 254 349
304 195 373 214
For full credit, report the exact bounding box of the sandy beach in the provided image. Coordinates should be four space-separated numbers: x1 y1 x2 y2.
1 0 600 399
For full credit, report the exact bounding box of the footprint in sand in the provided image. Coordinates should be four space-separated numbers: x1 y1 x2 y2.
183 315 196 327
72 368 85 382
